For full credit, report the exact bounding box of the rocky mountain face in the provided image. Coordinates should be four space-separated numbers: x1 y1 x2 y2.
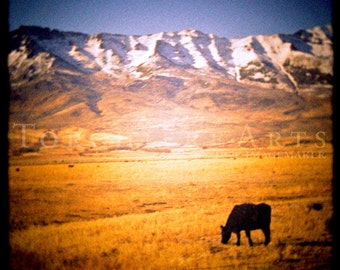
8 25 333 157
9 25 332 89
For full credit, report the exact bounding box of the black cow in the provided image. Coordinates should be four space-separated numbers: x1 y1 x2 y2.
220 203 271 246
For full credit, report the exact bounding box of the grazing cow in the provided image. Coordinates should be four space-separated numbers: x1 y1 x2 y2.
220 203 271 246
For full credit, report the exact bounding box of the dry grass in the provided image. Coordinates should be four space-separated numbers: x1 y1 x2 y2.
9 153 333 269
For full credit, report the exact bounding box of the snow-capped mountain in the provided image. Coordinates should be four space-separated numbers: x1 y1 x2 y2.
8 25 333 155
9 25 333 91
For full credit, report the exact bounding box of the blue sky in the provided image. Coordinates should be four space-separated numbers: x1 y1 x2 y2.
9 0 332 38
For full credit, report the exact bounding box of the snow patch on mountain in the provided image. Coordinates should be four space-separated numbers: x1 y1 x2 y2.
127 33 162 67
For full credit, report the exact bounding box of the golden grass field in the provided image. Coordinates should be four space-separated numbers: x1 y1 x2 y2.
9 147 333 269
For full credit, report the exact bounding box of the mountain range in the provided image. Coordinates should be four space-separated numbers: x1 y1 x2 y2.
8 25 333 158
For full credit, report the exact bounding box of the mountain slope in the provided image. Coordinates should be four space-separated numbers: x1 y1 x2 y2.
8 25 333 158
9 25 333 89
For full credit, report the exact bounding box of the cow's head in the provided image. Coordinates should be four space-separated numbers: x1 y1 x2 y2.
220 225 231 244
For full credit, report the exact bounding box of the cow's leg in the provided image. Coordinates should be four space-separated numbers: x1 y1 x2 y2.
245 230 253 246
262 227 270 245
236 231 241 246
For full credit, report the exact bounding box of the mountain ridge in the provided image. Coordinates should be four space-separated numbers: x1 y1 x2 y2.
9 24 333 91
8 25 333 158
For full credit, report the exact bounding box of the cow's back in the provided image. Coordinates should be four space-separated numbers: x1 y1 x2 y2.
226 203 271 231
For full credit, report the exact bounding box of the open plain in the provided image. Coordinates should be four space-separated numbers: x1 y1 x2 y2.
9 146 333 269
8 24 334 269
